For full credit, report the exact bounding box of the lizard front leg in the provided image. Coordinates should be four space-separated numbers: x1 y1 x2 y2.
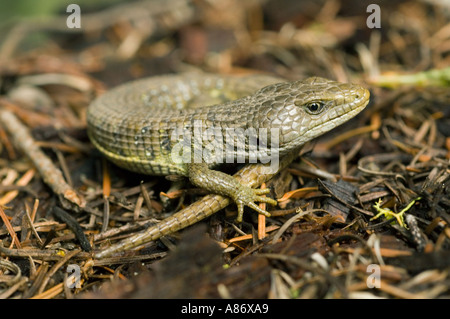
187 163 277 222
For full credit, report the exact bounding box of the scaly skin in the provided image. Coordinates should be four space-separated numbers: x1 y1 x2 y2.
87 73 370 258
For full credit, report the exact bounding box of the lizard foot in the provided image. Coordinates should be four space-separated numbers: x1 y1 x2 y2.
233 186 277 222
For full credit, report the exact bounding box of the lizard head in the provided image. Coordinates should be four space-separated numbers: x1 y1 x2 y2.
254 77 370 153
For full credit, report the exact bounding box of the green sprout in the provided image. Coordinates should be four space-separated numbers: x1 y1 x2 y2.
370 197 421 229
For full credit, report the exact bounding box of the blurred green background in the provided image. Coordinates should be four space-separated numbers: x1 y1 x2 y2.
0 0 122 20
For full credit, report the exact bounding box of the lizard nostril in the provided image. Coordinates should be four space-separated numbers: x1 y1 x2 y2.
354 89 366 101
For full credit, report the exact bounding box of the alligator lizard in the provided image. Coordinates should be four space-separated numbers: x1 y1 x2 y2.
87 73 370 258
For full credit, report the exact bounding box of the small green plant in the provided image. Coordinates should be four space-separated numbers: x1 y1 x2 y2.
370 197 421 229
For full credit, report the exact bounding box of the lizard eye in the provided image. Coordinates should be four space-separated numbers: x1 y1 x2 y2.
304 101 325 115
